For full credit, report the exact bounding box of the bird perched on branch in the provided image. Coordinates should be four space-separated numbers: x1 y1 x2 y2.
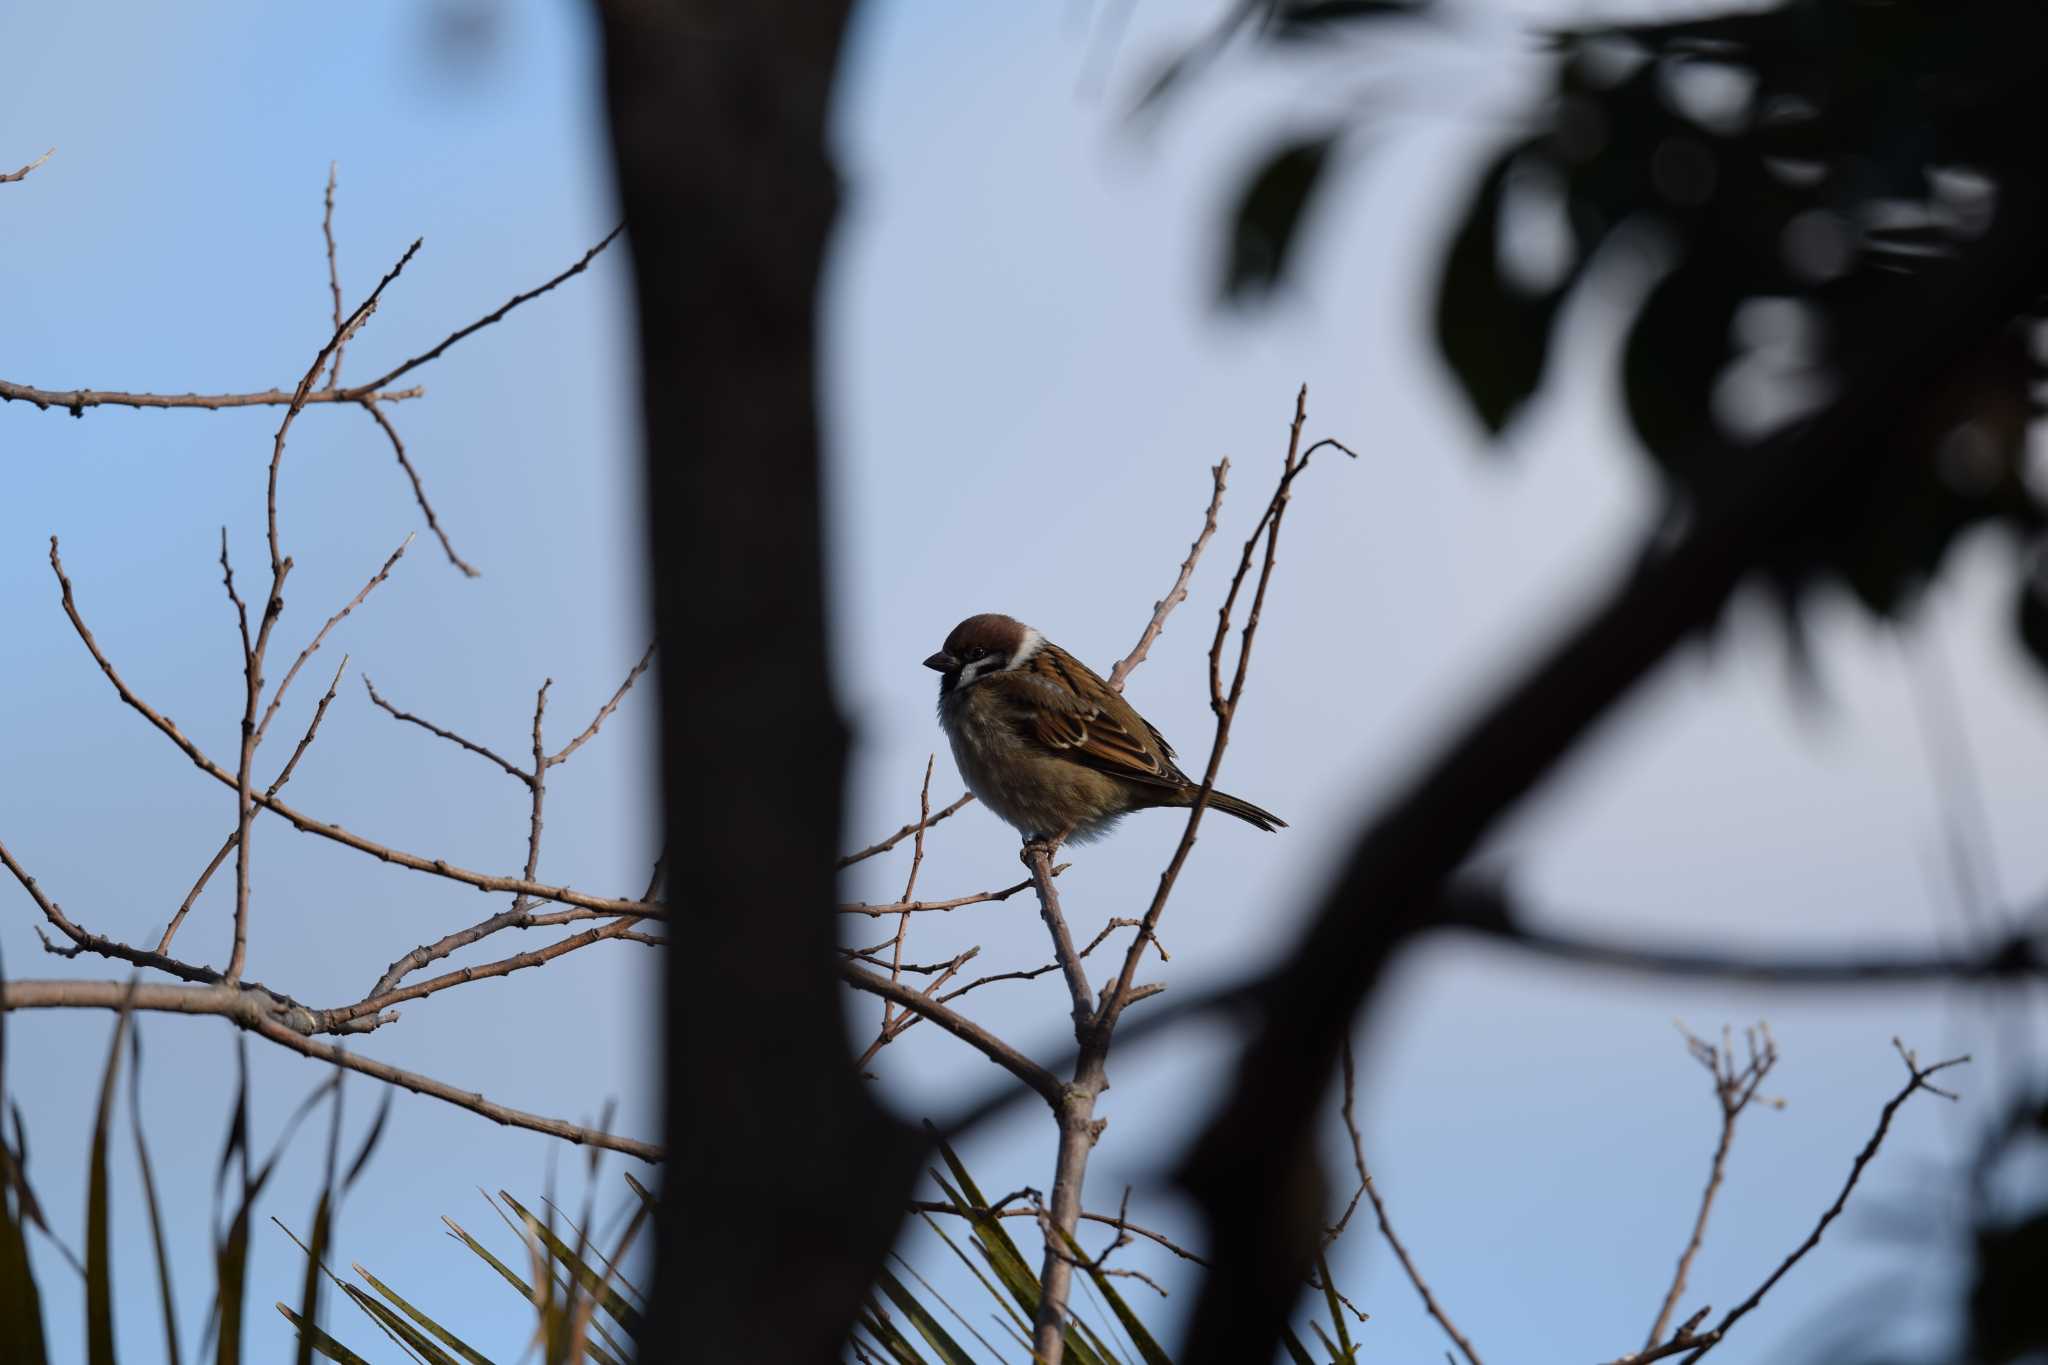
924 612 1285 846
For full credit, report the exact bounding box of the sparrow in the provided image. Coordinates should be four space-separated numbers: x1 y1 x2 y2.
924 612 1285 845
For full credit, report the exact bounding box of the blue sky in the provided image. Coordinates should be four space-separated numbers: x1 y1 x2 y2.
3 1 2043 1360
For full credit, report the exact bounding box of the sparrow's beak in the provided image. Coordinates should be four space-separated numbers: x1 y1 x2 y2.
923 651 958 673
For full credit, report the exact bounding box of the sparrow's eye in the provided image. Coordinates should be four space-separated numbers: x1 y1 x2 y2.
964 647 985 661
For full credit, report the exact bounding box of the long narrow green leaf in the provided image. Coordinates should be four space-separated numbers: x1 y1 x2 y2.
894 1247 1009 1360
0 941 47 1365
87 994 136 1365
293 1191 334 1365
1315 1250 1352 1360
1053 1222 1171 1365
274 1305 375 1365
499 1193 643 1337
354 1263 493 1365
874 1266 977 1365
339 1284 463 1365
1279 1324 1317 1365
443 1216 534 1300
929 1160 1105 1365
0 943 48 1365
128 1031 181 1365
859 1303 932 1365
917 1212 1030 1335
0 1154 45 1365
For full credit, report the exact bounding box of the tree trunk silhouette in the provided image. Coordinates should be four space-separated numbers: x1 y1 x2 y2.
594 3 925 1359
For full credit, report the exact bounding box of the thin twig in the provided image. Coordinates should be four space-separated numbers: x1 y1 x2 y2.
836 961 1063 1108
363 675 533 783
321 163 346 388
1107 458 1229 691
257 535 411 747
338 225 623 398
837 793 977 869
318 916 647 1032
838 873 1055 917
1678 1041 1969 1363
1099 385 1343 1042
156 652 353 956
48 539 656 917
1334 1040 1480 1365
358 398 479 576
0 147 54 183
878 758 935 1038
0 979 661 1160
1644 1025 1781 1349
0 380 424 415
549 642 657 766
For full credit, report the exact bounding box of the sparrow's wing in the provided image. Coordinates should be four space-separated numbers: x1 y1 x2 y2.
996 651 1187 790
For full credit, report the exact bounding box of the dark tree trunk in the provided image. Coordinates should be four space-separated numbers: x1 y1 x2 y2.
593 2 923 1358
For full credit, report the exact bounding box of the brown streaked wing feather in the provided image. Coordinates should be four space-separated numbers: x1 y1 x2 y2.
993 646 1188 790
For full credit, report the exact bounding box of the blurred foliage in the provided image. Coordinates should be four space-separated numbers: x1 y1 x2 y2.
1199 0 2048 1357
1218 0 2048 675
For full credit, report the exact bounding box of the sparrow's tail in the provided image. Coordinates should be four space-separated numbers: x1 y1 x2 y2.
1198 788 1286 832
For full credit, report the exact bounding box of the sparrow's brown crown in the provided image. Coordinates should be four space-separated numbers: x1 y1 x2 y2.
924 613 1032 674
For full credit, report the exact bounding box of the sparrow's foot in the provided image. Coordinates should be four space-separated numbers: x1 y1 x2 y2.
1018 828 1072 868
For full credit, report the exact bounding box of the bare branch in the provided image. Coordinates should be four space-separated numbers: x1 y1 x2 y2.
0 978 661 1160
339 225 623 398
836 961 1062 1109
1099 385 1337 1042
48 538 655 918
319 916 647 1032
1677 1042 1969 1363
837 793 976 870
0 147 54 183
1333 1040 1480 1365
549 642 657 767
838 873 1054 917
362 675 532 784
0 379 424 415
320 163 347 388
1107 458 1229 691
256 535 411 747
358 397 479 576
158 654 351 956
1644 1026 1781 1350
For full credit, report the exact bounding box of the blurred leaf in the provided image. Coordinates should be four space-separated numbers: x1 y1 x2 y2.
2015 548 2048 678
917 1212 1031 1337
1314 1249 1352 1359
1970 1212 2048 1363
1223 135 1336 304
129 1031 182 1365
350 1265 490 1365
874 1268 976 1365
499 1192 643 1338
0 943 49 1365
1619 259 1740 482
444 1215 535 1300
1270 0 1425 41
342 1092 393 1194
1055 1221 1171 1365
87 989 136 1365
859 1302 931 1365
272 1306 373 1365
1433 140 1563 435
339 1284 462 1365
